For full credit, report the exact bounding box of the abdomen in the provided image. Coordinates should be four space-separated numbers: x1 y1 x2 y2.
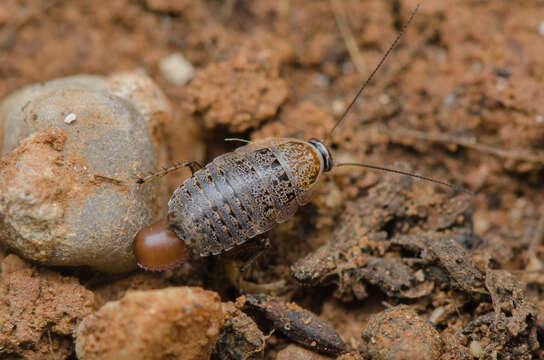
167 138 322 256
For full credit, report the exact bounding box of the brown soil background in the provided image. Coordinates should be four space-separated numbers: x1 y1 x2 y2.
1 0 544 359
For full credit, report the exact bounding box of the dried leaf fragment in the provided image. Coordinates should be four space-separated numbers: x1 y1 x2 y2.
242 295 347 356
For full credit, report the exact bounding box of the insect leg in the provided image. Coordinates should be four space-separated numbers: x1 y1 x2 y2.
240 237 271 273
224 258 286 295
136 161 202 183
93 161 202 185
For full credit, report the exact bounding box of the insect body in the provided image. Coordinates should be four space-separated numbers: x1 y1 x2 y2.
134 138 332 270
170 138 330 255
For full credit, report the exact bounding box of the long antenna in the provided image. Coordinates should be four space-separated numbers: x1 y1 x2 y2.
336 162 473 195
324 4 420 144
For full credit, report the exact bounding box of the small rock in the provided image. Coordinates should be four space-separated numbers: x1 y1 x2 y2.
159 52 196 86
0 260 95 360
361 306 442 360
75 287 224 360
429 306 446 325
469 340 482 358
63 113 77 124
0 72 170 273
276 345 333 360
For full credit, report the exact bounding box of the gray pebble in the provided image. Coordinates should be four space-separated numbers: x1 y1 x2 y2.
0 72 169 273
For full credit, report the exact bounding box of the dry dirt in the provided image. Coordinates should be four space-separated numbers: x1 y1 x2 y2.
0 0 543 359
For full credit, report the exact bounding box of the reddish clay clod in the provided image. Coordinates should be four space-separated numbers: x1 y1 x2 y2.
133 219 189 271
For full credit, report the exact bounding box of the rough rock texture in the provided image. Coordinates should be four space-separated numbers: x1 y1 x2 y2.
0 72 170 273
0 255 95 360
361 306 442 360
75 286 224 360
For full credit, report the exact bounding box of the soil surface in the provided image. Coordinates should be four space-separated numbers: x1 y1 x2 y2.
1 1 543 359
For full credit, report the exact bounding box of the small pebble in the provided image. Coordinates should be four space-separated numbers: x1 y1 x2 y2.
362 306 442 360
76 287 224 360
64 113 77 124
429 306 445 325
414 269 426 282
159 52 195 85
469 340 482 358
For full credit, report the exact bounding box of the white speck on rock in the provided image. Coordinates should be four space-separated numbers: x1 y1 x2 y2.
159 53 195 86
64 113 77 124
539 20 544 36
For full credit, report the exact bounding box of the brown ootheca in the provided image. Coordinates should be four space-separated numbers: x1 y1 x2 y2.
98 5 469 272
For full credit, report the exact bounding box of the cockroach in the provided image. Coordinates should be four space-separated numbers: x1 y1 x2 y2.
97 5 470 272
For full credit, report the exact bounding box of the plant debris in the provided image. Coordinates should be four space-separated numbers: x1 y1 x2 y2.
241 295 347 356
